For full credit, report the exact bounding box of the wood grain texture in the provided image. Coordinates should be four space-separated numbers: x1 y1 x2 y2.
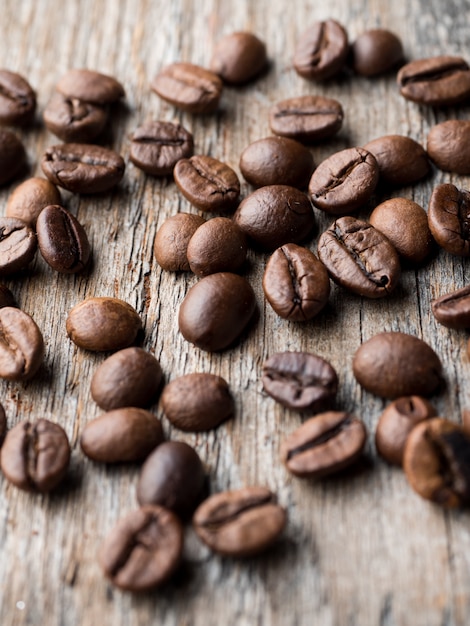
1 0 470 624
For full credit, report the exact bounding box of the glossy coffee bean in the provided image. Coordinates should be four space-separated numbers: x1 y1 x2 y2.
0 307 44 381
6 177 62 227
0 217 37 275
352 29 404 76
187 217 247 276
56 69 125 104
0 419 70 492
353 332 442 399
210 31 267 84
294 19 348 81
427 120 470 175
129 121 194 176
0 402 6 447
0 285 16 309
154 213 205 271
43 92 108 143
363 135 430 187
262 351 338 412
432 285 470 329
0 70 36 126
193 486 286 557
0 129 26 185
428 184 470 256
269 95 343 143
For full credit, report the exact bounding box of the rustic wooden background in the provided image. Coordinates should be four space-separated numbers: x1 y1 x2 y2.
1 0 470 624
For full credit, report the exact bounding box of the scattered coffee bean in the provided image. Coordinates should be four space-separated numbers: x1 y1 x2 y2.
427 120 470 175
210 31 267 84
352 29 404 76
43 92 108 143
6 177 62 227
0 285 16 309
0 402 6 447
269 95 344 143
0 129 26 185
154 213 205 271
431 285 470 329
0 217 37 275
0 69 36 126
56 68 125 104
129 121 194 176
186 217 247 276
363 135 430 187
428 183 470 256
294 19 349 81
0 307 44 381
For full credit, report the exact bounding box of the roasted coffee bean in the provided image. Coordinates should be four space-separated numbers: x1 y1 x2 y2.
0 69 36 126
151 63 223 114
397 56 470 106
137 441 206 518
281 411 367 478
178 272 256 352
239 137 314 189
262 244 330 321
0 129 26 185
187 217 247 276
269 95 344 143
375 396 436 466
56 68 125 104
210 31 267 84
294 19 348 81
193 486 286 557
80 408 164 463
369 198 434 265
41 143 125 194
428 183 470 256
0 307 44 380
0 402 6 447
403 418 470 508
0 217 37 275
129 121 194 176
0 285 16 309
6 177 61 227
233 185 315 251
174 155 240 212
317 216 400 298
161 372 234 431
262 351 338 412
91 347 163 410
43 92 108 143
154 213 205 271
432 285 470 329
353 332 443 399
427 120 470 175
36 204 91 274
66 297 142 352
351 29 404 76
0 419 70 492
99 505 183 591
363 135 430 187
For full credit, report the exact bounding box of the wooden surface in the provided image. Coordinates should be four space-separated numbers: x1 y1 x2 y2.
1 0 470 624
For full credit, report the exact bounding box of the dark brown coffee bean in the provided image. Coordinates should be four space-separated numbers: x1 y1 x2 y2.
0 402 6 447
154 213 205 271
174 155 240 212
66 297 142 352
352 29 404 76
363 135 430 187
178 272 256 352
193 486 286 557
161 372 234 432
353 332 443 399
239 137 314 189
432 285 470 329
91 347 163 411
36 204 91 274
428 183 470 256
0 419 70 492
41 143 125 194
397 56 470 106
309 147 378 215
262 351 338 412
0 129 26 185
404 418 470 508
427 120 470 175
233 185 315 251
0 285 16 309
137 441 206 519
294 19 349 81
281 411 367 478
80 408 164 463
375 396 437 466
269 95 344 144
317 216 400 298
129 121 194 176
0 70 36 126
56 69 125 104
0 307 44 380
99 505 183 591
6 177 62 227
262 244 330 321
210 31 267 84
187 217 247 276
43 92 108 143
151 63 223 114
0 217 37 275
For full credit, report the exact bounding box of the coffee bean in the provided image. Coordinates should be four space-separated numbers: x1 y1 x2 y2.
36 204 91 274
99 505 183 591
269 95 344 143
0 129 26 185
210 31 267 84
353 332 443 398
262 243 330 321
151 63 223 114
129 121 194 176
397 56 470 106
239 137 314 189
193 486 286 557
375 396 436 466
0 419 70 492
308 147 378 215
137 441 206 518
427 120 470 175
56 68 125 104
363 135 430 187
0 285 16 309
233 185 315 251
0 217 37 275
351 29 404 76
262 351 338 412
431 285 470 329
0 402 6 447
178 272 256 352
91 347 163 410
41 143 125 194
6 177 62 227
281 411 367 478
80 408 164 463
154 213 205 271
317 216 400 298
174 155 240 212
161 372 234 431
0 69 36 126
0 307 44 381
403 418 470 508
43 92 108 143
294 19 348 81
428 183 470 256
66 297 142 352
186 217 247 276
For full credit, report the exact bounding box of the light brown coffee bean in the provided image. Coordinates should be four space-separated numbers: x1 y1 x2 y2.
6 177 62 227
154 213 205 271
187 217 247 276
0 307 44 381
